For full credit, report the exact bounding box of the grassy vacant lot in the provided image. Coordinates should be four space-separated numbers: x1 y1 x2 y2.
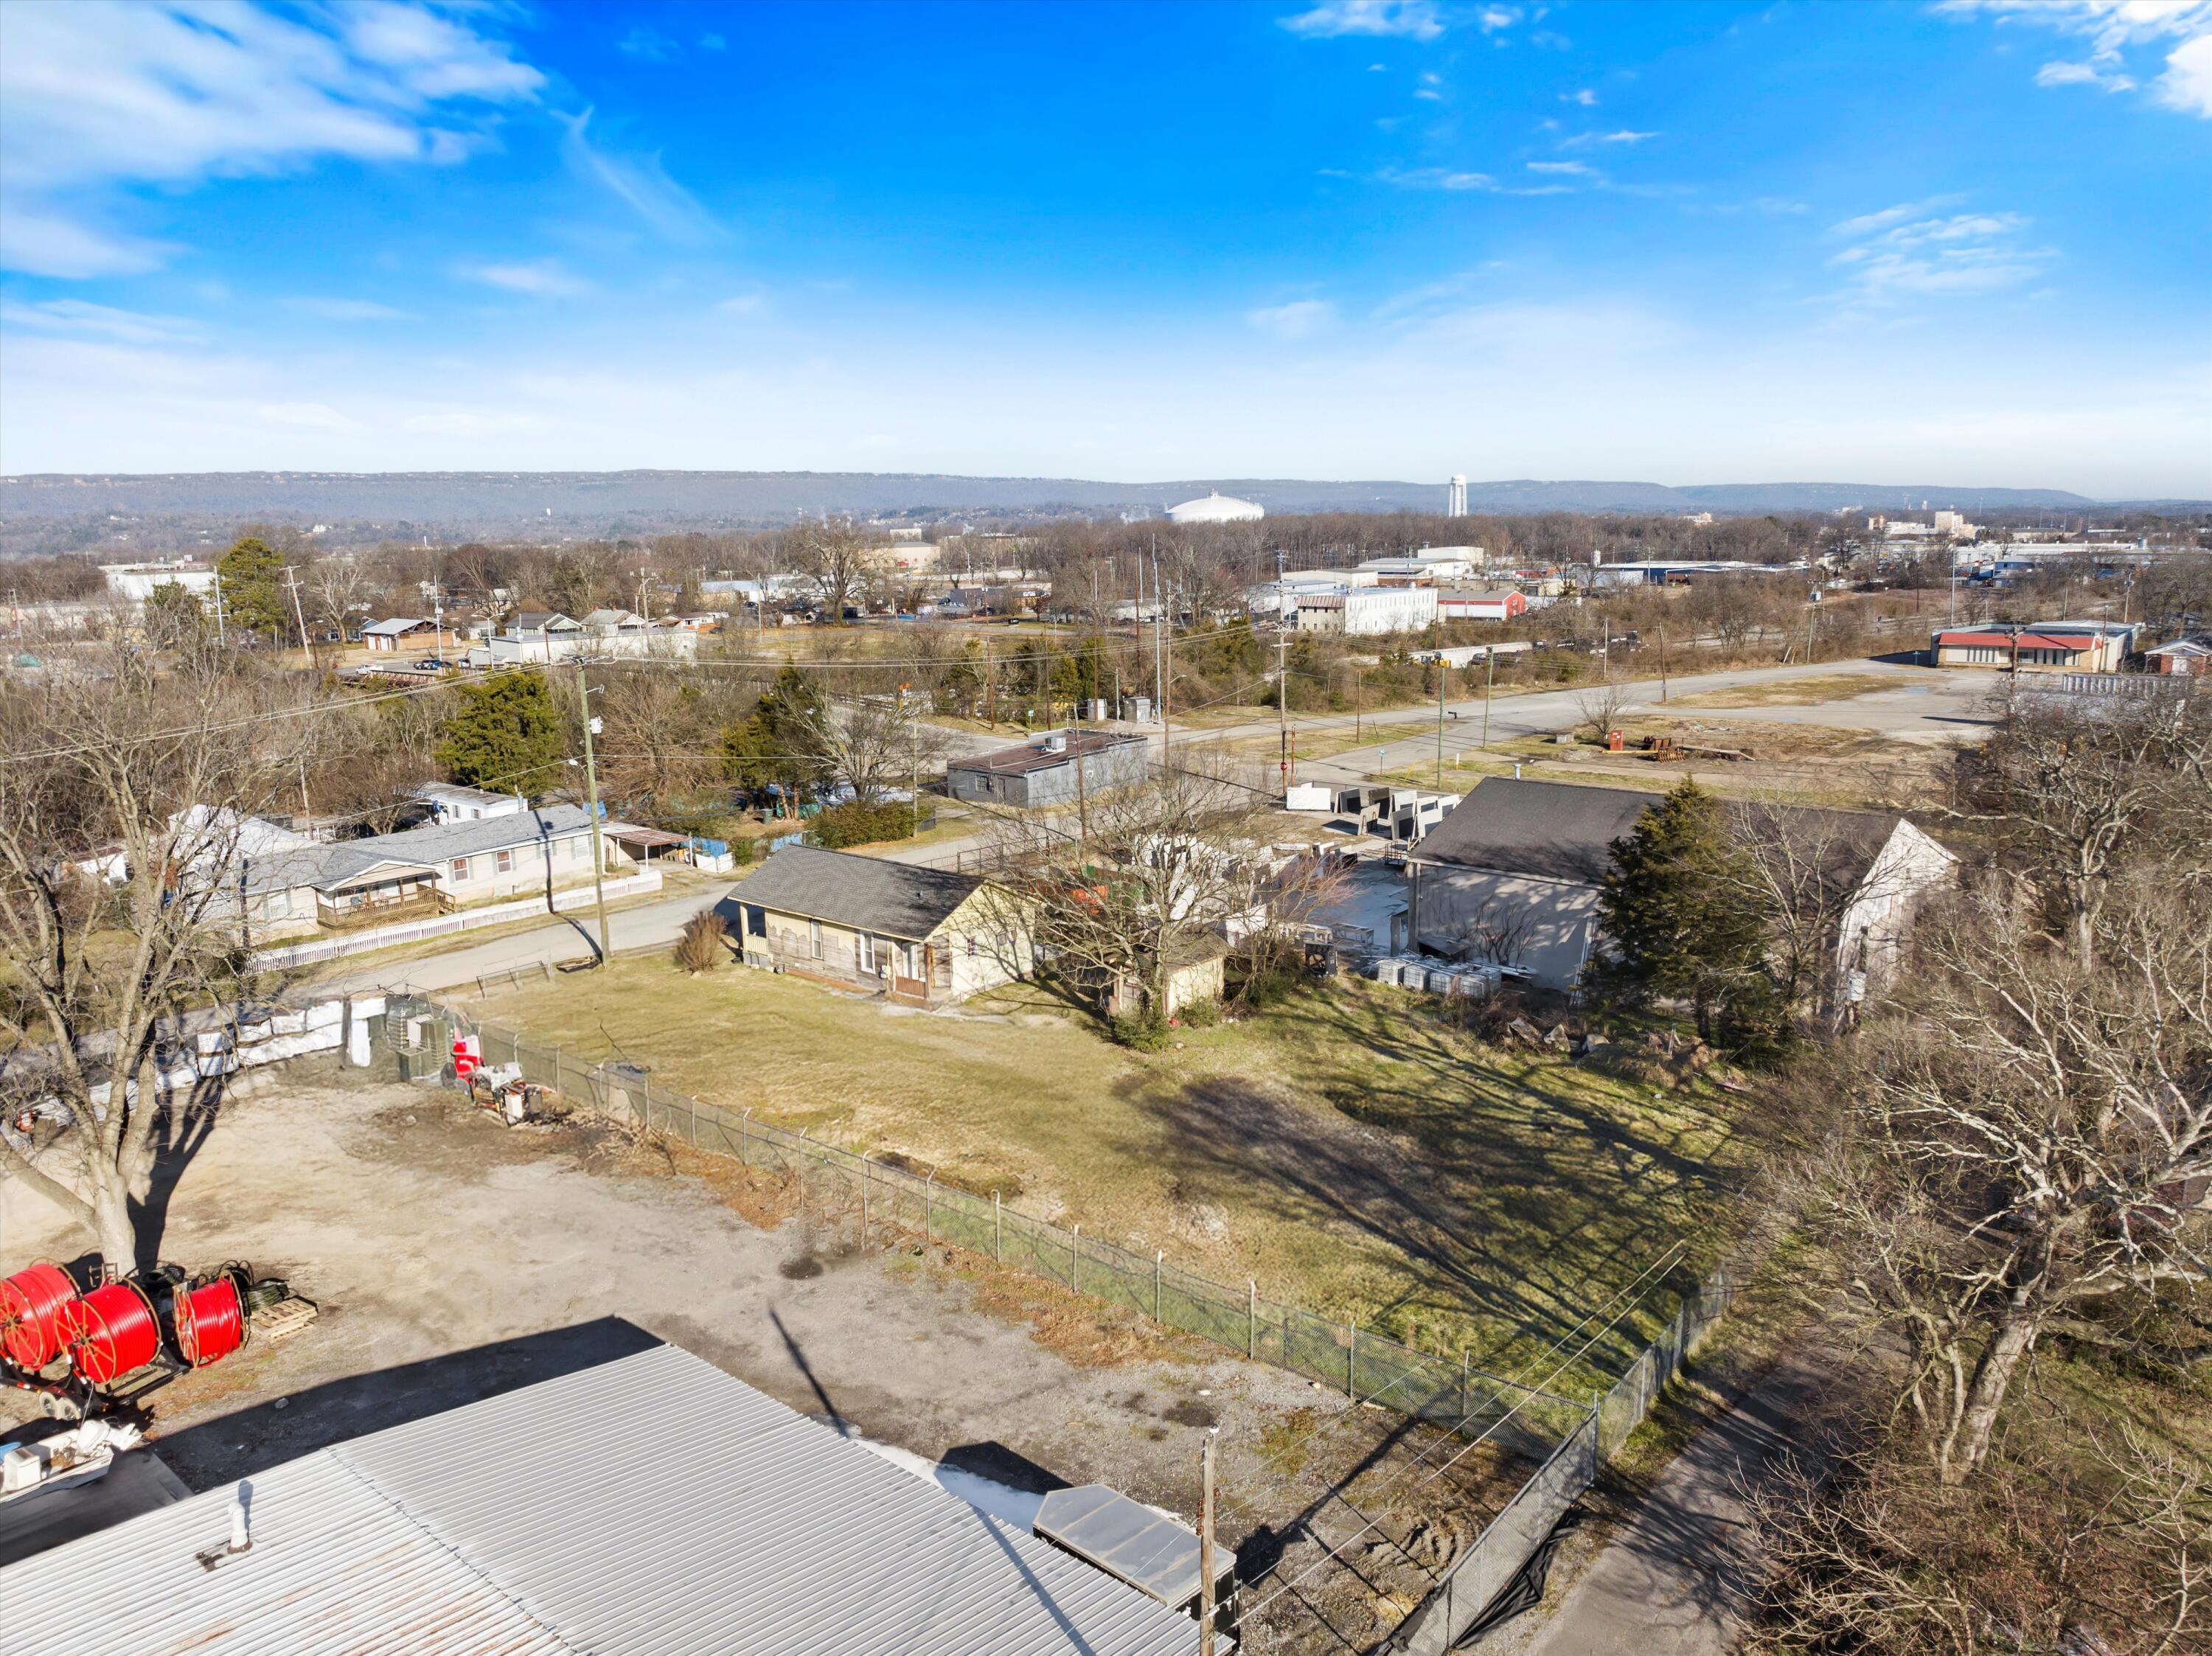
479 961 1750 1394
1665 667 1944 709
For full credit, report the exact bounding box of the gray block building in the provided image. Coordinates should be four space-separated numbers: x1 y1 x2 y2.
946 728 1152 808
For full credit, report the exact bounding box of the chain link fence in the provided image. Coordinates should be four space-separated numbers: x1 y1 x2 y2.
383 993 1733 1648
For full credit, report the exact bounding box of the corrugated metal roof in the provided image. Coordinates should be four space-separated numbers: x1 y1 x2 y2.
1035 1483 1236 1610
0 1344 1200 1656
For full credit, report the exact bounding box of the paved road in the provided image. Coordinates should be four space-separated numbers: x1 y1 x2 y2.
323 658 1994 994
1516 1345 1842 1656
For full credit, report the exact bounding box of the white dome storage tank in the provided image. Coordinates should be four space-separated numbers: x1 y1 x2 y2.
1166 491 1265 524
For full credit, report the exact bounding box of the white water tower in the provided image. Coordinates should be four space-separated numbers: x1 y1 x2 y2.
1447 475 1467 518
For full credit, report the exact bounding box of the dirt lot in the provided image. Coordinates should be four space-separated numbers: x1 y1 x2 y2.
1 1061 1528 1652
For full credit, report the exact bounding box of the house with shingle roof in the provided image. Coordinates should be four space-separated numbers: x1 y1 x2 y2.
724 844 1029 1003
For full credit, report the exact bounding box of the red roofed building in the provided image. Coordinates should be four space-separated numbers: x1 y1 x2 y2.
1930 619 2135 672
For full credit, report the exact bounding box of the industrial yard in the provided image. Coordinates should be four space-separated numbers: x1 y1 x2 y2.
0 1059 1533 1652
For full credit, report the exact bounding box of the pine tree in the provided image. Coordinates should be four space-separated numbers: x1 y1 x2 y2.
434 669 566 795
1596 779 1771 1040
215 536 291 642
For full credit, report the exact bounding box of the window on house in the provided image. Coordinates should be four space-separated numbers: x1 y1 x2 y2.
265 890 291 919
857 933 876 975
495 849 514 874
809 918 824 959
900 942 922 978
451 857 470 881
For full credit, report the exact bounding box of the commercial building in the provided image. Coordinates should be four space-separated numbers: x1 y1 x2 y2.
1436 588 1528 622
2146 635 2211 676
1 1342 1201 1656
1294 585 1438 637
361 616 441 652
947 728 1152 808
1165 491 1265 524
1929 619 2137 672
734 844 1029 1004
1358 549 1484 585
98 559 217 607
1587 560 1807 588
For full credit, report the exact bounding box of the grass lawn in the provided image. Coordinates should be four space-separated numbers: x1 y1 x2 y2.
477 961 1751 1394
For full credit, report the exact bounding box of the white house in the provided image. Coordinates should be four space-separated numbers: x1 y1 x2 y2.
411 782 529 824
1404 776 1955 992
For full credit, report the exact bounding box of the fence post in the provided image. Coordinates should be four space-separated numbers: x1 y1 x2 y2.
1460 1350 1469 1422
1154 1250 1163 1321
994 1191 1003 1262
554 1046 563 1100
740 1107 751 1165
861 1156 870 1239
1248 1281 1256 1360
925 1171 936 1245
1348 1323 1357 1400
1071 1224 1081 1295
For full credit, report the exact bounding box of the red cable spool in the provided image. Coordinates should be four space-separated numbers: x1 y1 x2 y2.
175 1271 248 1368
60 1279 160 1386
0 1261 79 1368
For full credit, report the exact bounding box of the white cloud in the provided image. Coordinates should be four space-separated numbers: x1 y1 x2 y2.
1479 7 1520 32
0 205 176 279
1829 196 1966 239
1562 88 1598 105
1247 299 1338 338
619 27 678 62
456 259 590 296
1279 1 1444 42
1527 160 1593 175
559 109 721 243
2035 58 2136 90
286 296 415 321
1826 204 2053 302
1380 167 1501 190
0 299 200 344
0 0 540 277
1946 0 2212 116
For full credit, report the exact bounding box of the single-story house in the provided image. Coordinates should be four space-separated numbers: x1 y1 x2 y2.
2146 635 2211 676
947 728 1152 810
1930 619 2136 672
728 844 1027 1004
411 782 528 824
362 617 441 652
234 803 637 939
1405 776 1955 992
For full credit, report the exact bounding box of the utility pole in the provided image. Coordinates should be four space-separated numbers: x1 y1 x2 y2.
1481 648 1495 751
1276 552 1290 799
212 570 227 646
281 564 313 669
1434 654 1447 785
1658 622 1670 703
574 661 613 964
1198 1428 1218 1656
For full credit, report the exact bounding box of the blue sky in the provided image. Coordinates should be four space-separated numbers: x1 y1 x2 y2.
1 0 2207 495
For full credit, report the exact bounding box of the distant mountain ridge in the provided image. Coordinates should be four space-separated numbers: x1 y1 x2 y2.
1 470 2187 549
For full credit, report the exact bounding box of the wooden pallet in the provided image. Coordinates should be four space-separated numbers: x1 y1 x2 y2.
249 1297 319 1345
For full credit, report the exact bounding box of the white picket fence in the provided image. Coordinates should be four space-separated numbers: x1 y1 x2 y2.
251 872 664 971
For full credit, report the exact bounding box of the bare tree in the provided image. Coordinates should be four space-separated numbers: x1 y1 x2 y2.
790 516 879 622
0 641 310 1268
1809 872 2211 1486
1572 675 1635 742
971 748 1337 1023
305 552 371 638
804 693 950 804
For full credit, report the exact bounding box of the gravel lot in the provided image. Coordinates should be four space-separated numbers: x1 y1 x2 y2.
1 1060 1524 1652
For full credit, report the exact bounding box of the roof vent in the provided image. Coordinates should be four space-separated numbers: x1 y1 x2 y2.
1043 733 1068 754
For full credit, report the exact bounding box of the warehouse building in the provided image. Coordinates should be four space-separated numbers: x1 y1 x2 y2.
0 1342 1206 1656
1294 585 1438 637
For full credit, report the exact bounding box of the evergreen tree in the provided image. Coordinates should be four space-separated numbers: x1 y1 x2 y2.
720 664 833 807
434 669 566 795
1596 779 1772 1040
215 535 291 642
